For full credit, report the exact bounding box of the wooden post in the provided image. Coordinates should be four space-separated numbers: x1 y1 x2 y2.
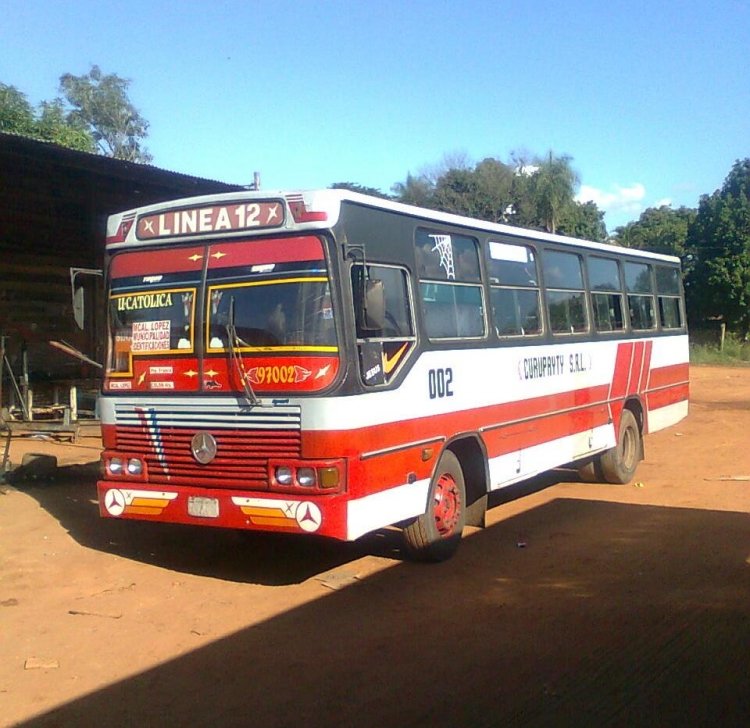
720 322 727 351
69 385 78 422
0 335 5 417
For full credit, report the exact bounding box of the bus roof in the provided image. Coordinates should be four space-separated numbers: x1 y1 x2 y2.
106 188 681 264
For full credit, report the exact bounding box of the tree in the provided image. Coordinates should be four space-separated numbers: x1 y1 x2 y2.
613 205 695 258
0 83 35 135
392 151 604 241
557 200 608 242
391 172 435 207
531 152 580 234
687 159 750 336
59 65 151 162
36 99 95 152
0 82 95 152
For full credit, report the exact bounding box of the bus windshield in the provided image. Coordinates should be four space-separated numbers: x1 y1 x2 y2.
207 278 337 351
104 236 341 392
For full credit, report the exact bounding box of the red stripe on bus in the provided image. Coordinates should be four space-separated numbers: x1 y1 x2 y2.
610 342 633 401
647 382 689 411
640 340 653 393
303 384 613 461
207 236 324 267
628 341 644 396
648 362 688 390
110 246 206 277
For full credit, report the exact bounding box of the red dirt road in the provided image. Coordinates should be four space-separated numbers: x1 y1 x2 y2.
1 366 749 727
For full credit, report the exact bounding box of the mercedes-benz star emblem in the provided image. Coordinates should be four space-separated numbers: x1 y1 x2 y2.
191 432 218 464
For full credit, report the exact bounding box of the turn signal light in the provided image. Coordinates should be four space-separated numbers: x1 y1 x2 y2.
317 466 340 489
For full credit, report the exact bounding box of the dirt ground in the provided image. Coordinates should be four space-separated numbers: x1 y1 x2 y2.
1 366 749 727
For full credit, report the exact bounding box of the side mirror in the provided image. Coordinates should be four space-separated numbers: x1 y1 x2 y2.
73 285 86 329
363 279 385 330
69 267 103 330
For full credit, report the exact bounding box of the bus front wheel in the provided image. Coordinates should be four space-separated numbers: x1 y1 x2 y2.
600 409 642 484
404 450 466 562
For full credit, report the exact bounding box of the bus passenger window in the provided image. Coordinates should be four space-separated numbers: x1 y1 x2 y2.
487 241 542 338
416 229 486 340
588 256 625 332
655 265 683 329
542 250 588 335
624 262 656 330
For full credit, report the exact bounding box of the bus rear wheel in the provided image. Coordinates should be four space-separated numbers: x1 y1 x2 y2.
599 409 642 484
404 450 466 562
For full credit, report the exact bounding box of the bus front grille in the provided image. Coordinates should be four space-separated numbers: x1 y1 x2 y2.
113 402 302 489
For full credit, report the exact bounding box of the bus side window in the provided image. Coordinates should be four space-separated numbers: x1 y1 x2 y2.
542 250 589 335
624 262 656 330
487 241 542 338
588 256 626 333
352 265 413 340
655 265 684 329
351 263 415 386
416 229 486 340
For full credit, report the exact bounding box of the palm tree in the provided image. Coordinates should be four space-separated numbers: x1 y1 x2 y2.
533 152 580 234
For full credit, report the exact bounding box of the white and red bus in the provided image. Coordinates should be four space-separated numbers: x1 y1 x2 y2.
98 189 688 560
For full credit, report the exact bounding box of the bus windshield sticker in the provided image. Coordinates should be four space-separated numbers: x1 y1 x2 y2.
429 234 455 280
131 320 171 352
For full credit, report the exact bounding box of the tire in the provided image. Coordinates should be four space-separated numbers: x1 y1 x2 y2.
576 457 604 483
599 409 642 484
404 450 466 562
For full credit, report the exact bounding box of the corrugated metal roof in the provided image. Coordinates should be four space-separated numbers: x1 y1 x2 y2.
0 130 243 190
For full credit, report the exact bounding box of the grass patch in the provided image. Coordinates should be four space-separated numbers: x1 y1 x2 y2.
690 336 750 366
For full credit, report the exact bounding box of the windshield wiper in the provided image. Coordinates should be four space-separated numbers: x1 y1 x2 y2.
225 297 260 406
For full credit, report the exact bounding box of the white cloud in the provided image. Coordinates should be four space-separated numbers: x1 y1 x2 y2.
576 182 646 217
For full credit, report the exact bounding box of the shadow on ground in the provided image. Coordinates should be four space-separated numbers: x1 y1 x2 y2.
8 460 577 586
17 497 750 728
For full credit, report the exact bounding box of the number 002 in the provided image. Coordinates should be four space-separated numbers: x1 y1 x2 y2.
428 368 453 399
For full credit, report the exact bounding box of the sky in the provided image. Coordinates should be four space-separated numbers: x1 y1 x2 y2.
2 0 749 231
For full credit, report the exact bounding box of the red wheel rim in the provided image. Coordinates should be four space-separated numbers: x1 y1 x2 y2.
433 473 461 537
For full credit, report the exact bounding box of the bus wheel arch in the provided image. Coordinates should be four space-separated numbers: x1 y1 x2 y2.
600 401 644 484
449 435 489 528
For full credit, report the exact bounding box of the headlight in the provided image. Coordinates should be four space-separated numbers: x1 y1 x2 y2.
275 466 293 486
109 457 123 475
127 458 143 475
297 467 316 487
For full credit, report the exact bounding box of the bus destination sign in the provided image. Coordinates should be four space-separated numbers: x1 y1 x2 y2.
136 201 285 240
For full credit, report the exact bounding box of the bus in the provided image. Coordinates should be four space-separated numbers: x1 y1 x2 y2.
98 189 689 560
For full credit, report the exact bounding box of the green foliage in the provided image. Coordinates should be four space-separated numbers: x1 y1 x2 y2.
0 83 35 135
686 159 750 336
532 152 580 234
59 65 151 162
690 335 750 365
391 172 435 207
558 200 607 242
36 99 95 152
614 205 695 257
391 151 596 240
0 82 95 152
434 158 514 223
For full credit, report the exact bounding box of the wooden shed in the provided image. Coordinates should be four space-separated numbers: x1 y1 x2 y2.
0 131 243 420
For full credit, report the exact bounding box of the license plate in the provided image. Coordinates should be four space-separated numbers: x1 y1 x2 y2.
188 496 219 518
